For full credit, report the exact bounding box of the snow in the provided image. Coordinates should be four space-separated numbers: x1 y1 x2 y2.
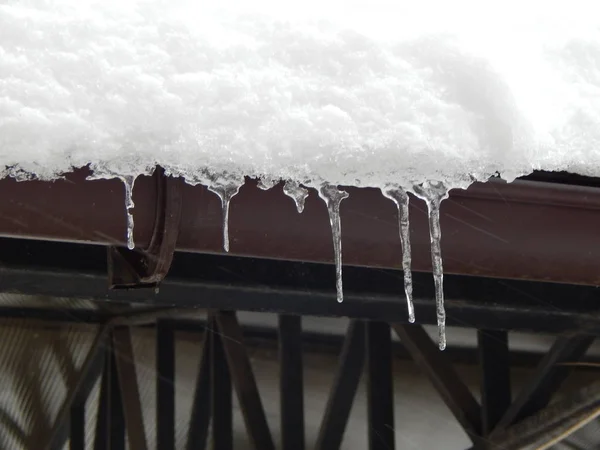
1 0 599 190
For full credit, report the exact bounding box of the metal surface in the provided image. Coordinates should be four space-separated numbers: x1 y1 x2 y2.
0 305 596 449
279 314 305 450
479 330 511 436
108 167 183 288
4 238 600 335
4 168 600 286
366 321 395 450
156 320 175 450
315 321 366 450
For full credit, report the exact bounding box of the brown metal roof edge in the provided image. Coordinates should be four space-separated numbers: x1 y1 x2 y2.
2 167 600 287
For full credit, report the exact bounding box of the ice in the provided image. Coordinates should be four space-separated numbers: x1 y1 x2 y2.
258 178 278 191
318 183 349 303
206 179 243 252
413 181 450 350
283 180 310 213
120 175 137 250
382 186 414 323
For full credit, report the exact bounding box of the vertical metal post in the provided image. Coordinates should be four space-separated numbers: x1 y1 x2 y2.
366 321 395 450
478 330 511 435
157 320 175 450
69 402 85 450
279 314 305 450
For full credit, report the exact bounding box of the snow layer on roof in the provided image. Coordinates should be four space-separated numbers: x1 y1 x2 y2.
1 0 599 189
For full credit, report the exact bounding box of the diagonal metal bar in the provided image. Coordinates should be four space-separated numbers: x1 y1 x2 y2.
211 315 233 450
488 379 600 450
478 330 511 435
490 335 595 437
156 320 176 450
315 320 366 450
279 314 305 450
215 310 276 450
0 409 27 448
45 324 110 450
392 324 482 440
366 321 395 450
113 327 148 450
185 328 212 450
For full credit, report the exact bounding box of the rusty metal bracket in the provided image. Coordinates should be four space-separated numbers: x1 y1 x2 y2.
108 167 183 289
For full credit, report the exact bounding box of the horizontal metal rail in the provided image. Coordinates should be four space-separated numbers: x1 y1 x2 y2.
1 238 600 334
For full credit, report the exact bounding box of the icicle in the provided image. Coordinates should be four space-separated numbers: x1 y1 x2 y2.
413 181 450 350
382 186 415 323
207 180 243 252
318 183 349 303
119 175 137 250
257 177 277 191
283 180 309 213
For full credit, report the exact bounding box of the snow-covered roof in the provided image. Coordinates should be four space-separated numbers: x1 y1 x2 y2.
3 0 600 349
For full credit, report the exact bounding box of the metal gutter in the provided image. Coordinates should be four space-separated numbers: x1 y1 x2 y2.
1 167 600 286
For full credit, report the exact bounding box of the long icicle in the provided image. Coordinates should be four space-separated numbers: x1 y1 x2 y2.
318 183 349 303
382 186 415 323
119 175 137 250
413 181 449 350
207 181 243 252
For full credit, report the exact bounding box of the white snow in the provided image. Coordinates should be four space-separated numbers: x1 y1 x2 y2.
1 0 600 190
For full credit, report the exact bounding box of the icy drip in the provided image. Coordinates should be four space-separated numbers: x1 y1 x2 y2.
283 180 309 213
382 187 414 323
207 181 243 252
257 178 277 191
119 175 136 250
318 184 349 303
413 181 449 350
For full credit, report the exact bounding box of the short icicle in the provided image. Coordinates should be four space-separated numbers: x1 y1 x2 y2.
382 186 415 323
207 180 243 252
413 181 450 350
318 183 349 303
257 177 277 191
283 180 309 213
119 175 137 250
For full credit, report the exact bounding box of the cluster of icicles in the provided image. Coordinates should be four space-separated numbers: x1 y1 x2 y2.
119 176 450 350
